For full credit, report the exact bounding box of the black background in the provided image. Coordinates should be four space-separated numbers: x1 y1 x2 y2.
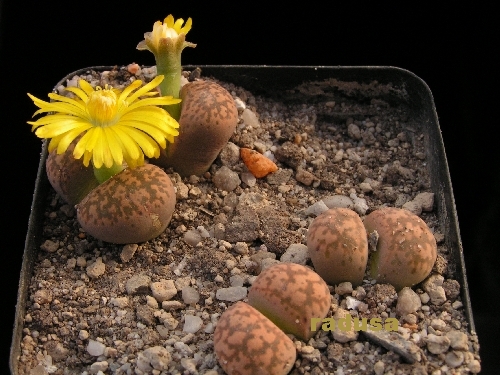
1 2 497 374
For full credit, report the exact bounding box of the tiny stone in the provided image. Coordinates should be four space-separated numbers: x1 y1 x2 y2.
183 315 203 333
233 242 249 255
322 195 354 209
79 330 89 340
110 297 129 308
216 286 248 302
156 325 170 339
402 200 423 216
161 300 185 311
396 287 421 316
126 274 151 295
353 342 364 353
404 314 418 325
146 295 159 309
44 341 68 361
446 330 468 350
426 333 450 354
219 142 241 166
359 182 373 193
136 346 171 372
241 108 260 128
212 166 241 191
184 229 202 246
296 168 316 186
414 192 435 211
431 318 447 331
214 275 224 283
90 361 109 373
420 292 430 304
468 359 481 373
304 200 329 216
182 286 200 304
120 244 138 262
34 289 52 305
350 194 369 215
87 340 106 356
445 350 464 368
280 243 310 265
347 123 361 140
66 258 76 269
373 361 385 375
335 282 353 296
241 172 257 187
76 256 87 267
150 279 177 302
86 257 105 279
40 240 59 253
229 275 245 287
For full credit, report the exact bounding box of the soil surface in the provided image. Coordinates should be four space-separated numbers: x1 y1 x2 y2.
15 66 481 374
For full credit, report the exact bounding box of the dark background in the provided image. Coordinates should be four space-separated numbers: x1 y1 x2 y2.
1 2 497 373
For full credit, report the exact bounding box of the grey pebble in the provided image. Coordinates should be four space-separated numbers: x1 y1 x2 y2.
322 195 354 209
280 243 310 265
212 166 241 192
183 315 203 333
182 286 200 304
362 327 421 363
304 200 329 216
396 287 421 316
126 274 151 295
216 286 248 302
120 244 138 263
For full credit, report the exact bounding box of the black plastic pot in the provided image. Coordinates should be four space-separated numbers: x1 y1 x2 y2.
10 66 476 374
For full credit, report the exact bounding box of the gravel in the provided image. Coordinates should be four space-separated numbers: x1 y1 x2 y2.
15 66 481 374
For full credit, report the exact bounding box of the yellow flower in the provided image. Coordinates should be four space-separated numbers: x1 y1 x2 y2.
27 75 181 169
137 14 195 56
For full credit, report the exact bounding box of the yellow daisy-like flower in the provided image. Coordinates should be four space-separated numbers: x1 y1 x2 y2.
27 75 181 169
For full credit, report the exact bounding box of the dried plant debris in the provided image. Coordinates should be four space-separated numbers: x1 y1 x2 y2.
17 66 480 374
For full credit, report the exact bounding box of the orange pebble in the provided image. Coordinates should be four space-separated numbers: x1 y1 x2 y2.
240 148 278 178
402 323 419 331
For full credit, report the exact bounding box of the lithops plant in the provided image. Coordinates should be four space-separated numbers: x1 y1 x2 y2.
363 207 437 291
247 263 331 341
307 208 369 287
45 141 99 205
214 302 296 375
77 164 176 244
155 80 238 176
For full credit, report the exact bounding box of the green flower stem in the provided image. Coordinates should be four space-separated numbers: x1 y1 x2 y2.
93 163 125 184
156 49 182 121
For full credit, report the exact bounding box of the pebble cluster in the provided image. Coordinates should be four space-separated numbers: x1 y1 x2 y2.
16 66 480 374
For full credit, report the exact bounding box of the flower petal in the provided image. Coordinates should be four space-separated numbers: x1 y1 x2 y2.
117 79 143 103
126 75 164 104
34 119 91 138
78 80 95 96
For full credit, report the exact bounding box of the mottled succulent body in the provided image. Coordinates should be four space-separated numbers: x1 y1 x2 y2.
214 302 296 375
363 207 437 290
247 263 331 341
155 80 238 176
77 164 175 244
46 142 99 205
307 208 368 287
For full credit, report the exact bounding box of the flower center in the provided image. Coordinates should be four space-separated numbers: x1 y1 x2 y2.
87 88 118 126
161 25 178 39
